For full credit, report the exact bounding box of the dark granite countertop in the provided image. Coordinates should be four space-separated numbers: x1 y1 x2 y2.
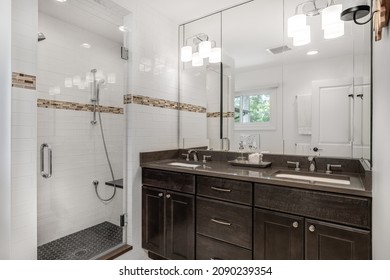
141 159 371 198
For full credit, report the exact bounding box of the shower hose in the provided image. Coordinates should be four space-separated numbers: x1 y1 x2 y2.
95 105 117 202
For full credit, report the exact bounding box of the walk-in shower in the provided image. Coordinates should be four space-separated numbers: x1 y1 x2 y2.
36 0 130 260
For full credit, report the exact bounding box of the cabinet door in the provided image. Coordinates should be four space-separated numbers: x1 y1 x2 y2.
166 191 195 260
142 187 165 257
254 209 304 260
305 219 371 260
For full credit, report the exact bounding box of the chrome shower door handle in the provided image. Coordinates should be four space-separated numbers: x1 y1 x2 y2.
40 143 52 179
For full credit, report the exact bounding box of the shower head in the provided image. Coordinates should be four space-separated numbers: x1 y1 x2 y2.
38 32 46 42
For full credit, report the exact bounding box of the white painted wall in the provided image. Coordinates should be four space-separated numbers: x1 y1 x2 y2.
372 27 390 260
10 0 38 260
37 12 125 245
0 0 12 260
112 0 179 260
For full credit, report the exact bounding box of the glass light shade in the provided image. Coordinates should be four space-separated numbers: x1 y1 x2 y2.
181 46 192 62
64 78 73 88
288 14 307 37
192 52 203 67
199 41 212 58
324 23 345 39
322 4 342 30
293 25 311 46
209 47 221 63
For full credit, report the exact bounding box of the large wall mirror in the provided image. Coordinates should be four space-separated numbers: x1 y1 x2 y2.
179 0 372 161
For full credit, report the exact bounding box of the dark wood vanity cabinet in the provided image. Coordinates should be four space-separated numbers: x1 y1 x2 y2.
254 209 304 260
142 169 195 260
254 183 372 260
305 219 371 260
195 176 253 260
141 167 372 260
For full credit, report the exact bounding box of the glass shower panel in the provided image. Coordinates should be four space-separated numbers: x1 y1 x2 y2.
37 0 129 260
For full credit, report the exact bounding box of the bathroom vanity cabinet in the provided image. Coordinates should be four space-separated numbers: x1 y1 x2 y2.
253 183 371 260
141 167 371 260
142 169 195 260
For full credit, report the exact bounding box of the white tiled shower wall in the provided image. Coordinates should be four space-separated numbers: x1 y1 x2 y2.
36 12 125 245
111 0 180 259
11 0 38 260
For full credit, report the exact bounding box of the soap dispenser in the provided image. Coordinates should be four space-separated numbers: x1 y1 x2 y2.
308 156 316 172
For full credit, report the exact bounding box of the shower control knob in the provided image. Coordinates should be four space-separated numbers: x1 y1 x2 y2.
166 194 171 199
158 193 163 197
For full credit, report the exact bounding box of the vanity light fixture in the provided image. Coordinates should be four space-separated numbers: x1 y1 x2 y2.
288 0 344 46
340 0 389 41
180 33 221 66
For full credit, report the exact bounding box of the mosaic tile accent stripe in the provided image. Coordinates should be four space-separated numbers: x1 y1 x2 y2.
37 99 124 114
207 112 235 118
12 72 36 90
124 94 207 113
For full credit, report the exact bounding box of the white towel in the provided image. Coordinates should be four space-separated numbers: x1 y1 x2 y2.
297 94 312 135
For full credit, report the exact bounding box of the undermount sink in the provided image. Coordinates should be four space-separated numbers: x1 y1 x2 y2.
272 170 351 185
168 162 201 169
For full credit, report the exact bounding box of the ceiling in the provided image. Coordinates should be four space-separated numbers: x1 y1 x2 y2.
142 0 252 24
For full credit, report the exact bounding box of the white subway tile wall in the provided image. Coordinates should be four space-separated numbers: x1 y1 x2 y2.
11 0 38 260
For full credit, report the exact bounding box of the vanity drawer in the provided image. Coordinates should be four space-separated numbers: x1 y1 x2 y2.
197 176 252 205
142 168 195 194
254 183 371 229
197 197 252 249
196 234 252 260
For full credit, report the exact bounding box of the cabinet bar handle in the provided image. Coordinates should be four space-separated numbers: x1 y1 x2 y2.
211 186 232 193
211 218 231 226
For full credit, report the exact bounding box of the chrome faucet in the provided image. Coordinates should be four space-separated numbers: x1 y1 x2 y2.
308 156 316 172
188 149 199 162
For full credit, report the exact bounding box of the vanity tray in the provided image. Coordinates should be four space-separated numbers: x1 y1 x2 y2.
228 160 272 168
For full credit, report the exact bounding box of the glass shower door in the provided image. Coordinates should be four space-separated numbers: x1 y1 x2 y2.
36 0 130 260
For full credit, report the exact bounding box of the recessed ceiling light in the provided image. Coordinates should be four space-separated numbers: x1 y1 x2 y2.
307 50 319 56
81 43 91 49
55 0 67 3
118 25 128 32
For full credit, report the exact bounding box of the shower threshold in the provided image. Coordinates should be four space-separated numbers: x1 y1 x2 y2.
38 221 123 260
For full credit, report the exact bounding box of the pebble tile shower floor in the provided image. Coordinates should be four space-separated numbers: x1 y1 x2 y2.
38 221 123 260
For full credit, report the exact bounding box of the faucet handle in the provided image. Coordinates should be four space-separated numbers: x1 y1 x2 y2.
326 164 342 174
287 161 300 171
182 153 190 161
203 155 212 163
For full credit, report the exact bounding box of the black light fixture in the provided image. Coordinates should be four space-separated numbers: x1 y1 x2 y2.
340 3 377 25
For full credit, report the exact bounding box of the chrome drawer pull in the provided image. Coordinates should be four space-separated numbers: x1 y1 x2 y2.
211 218 232 226
211 186 232 193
